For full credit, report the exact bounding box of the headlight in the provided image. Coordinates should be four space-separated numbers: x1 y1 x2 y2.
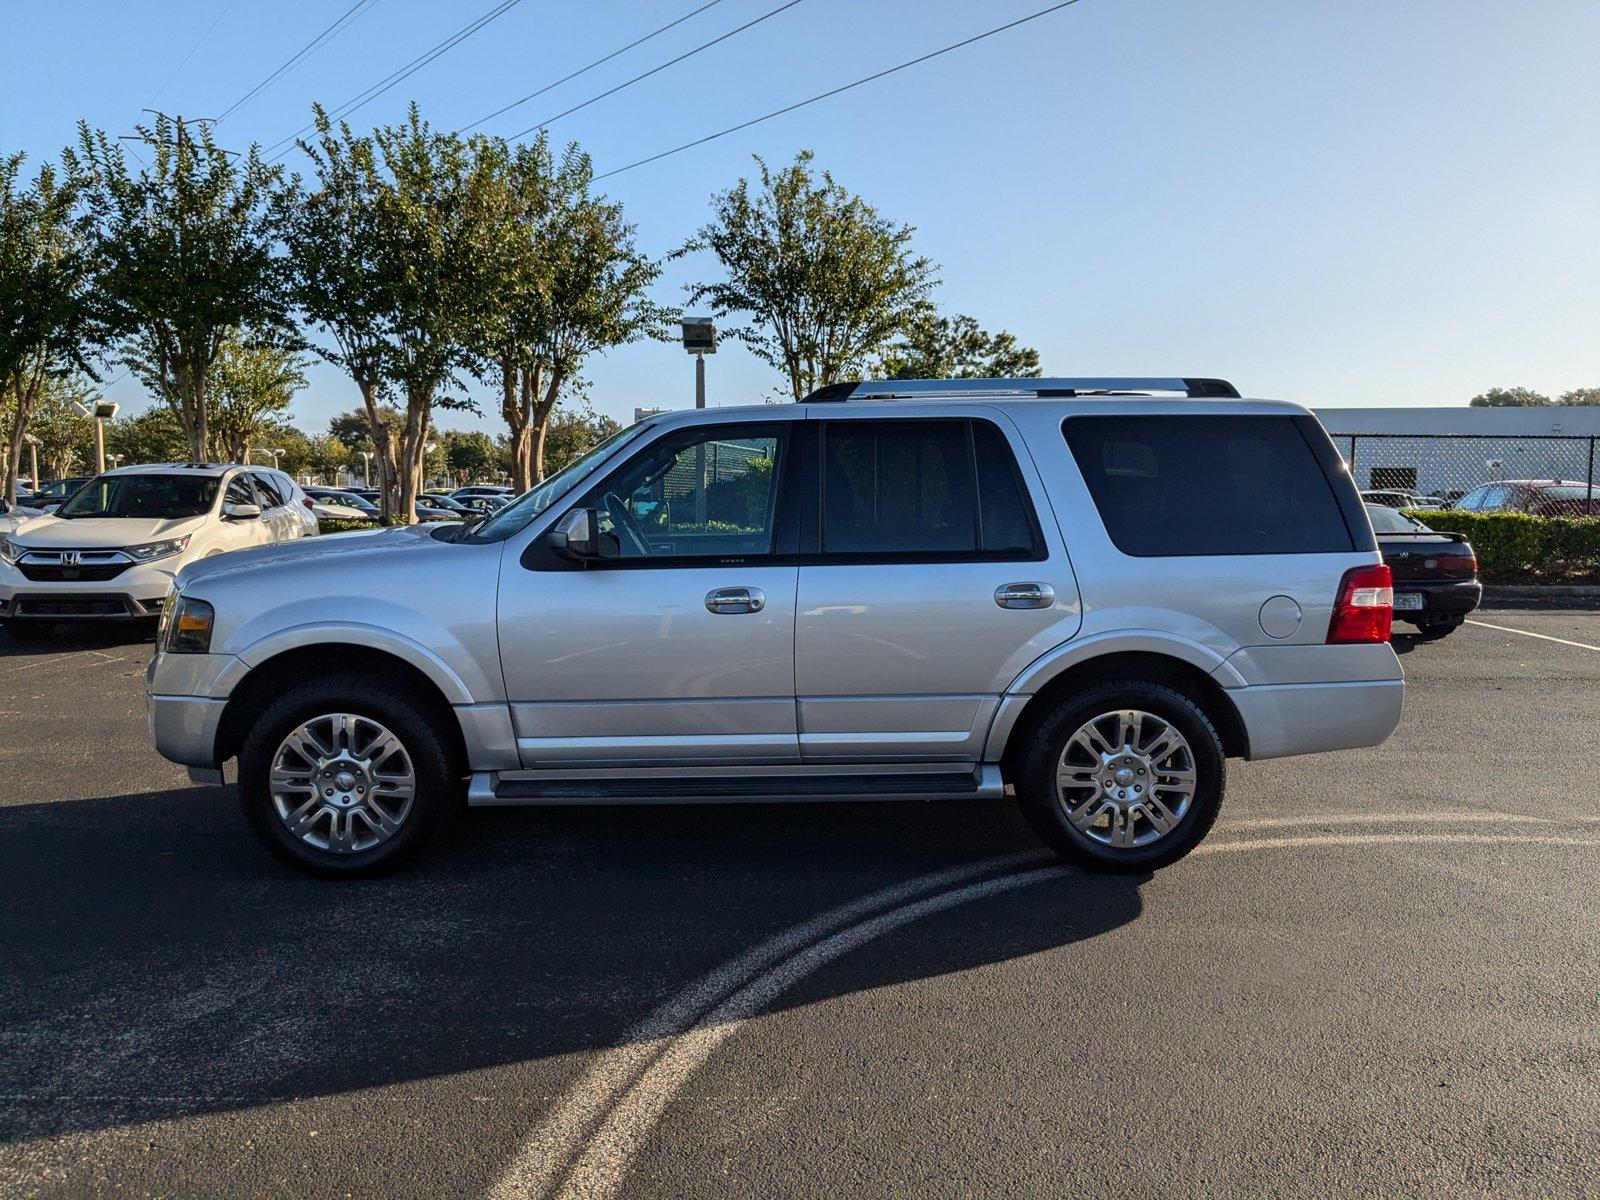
162 594 215 654
124 535 192 563
0 536 18 566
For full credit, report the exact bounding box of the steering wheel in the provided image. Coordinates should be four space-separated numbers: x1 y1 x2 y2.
602 491 651 557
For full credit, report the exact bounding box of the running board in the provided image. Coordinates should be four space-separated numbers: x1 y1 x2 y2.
467 764 1004 806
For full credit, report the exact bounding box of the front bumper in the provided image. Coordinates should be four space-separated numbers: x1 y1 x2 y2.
1 559 179 620
1391 579 1482 622
146 650 249 770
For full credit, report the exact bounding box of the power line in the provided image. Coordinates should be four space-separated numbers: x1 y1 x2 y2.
503 0 808 142
217 0 382 123
149 0 243 105
459 0 728 135
264 0 525 158
595 0 1083 181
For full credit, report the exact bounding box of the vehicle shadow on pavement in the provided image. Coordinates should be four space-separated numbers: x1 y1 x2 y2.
0 785 1145 1145
0 624 154 658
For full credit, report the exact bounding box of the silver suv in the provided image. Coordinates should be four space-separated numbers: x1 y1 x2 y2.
146 378 1403 877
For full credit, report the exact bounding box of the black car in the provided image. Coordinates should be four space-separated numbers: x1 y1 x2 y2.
26 476 94 510
1366 504 1481 637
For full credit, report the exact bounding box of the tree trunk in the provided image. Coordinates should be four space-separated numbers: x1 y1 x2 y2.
530 369 564 484
501 355 533 494
396 385 431 526
2 358 46 506
358 379 400 523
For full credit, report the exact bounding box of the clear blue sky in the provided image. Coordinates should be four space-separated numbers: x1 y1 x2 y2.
4 0 1598 437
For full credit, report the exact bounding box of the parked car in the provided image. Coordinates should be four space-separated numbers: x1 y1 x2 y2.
304 487 380 523
341 488 456 522
451 493 510 516
1365 504 1480 637
1 463 314 633
147 376 1404 877
1360 489 1442 510
452 484 512 502
25 476 94 511
1453 479 1600 517
420 492 474 515
0 497 47 536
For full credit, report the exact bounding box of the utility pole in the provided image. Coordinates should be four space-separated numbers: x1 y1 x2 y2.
24 434 39 490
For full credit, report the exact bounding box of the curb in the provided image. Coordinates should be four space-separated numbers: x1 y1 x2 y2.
1483 584 1600 601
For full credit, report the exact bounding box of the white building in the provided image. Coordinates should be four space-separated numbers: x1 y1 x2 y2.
1312 406 1600 499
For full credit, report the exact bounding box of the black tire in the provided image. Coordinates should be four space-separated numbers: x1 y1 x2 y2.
239 672 461 878
1013 679 1225 872
1412 616 1463 639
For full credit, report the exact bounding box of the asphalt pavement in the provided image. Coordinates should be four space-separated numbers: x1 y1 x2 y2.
1 606 1596 1199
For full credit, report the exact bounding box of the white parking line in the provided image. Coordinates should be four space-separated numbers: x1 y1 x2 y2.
506 824 1600 1200
484 852 1042 1200
1465 619 1600 653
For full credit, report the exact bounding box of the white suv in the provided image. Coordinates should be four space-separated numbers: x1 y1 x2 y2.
1 463 316 633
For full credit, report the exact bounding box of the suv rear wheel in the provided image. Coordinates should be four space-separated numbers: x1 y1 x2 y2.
239 674 460 877
1014 680 1224 871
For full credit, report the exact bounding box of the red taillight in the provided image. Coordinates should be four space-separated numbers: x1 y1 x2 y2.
303 497 314 509
1328 563 1394 644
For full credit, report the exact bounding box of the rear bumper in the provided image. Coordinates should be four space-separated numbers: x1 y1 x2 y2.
1392 579 1481 622
1228 678 1404 759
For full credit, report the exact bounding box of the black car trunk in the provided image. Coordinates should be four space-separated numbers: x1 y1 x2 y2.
1376 532 1477 582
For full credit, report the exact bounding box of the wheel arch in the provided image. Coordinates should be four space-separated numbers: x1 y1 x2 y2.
215 643 467 769
993 649 1251 773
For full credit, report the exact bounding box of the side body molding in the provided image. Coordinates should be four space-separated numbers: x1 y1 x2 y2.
981 629 1249 762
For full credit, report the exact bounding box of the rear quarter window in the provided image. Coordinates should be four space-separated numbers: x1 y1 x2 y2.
1062 415 1359 556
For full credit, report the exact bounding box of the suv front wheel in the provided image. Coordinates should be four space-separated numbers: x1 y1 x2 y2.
1014 680 1224 872
239 674 460 877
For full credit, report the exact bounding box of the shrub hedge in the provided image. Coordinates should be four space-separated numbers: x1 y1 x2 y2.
1402 510 1600 584
314 517 463 535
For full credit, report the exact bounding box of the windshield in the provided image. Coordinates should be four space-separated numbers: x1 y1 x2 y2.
1365 504 1427 534
471 423 649 541
58 474 219 520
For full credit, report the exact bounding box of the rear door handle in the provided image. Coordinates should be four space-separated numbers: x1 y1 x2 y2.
705 586 766 615
994 582 1055 610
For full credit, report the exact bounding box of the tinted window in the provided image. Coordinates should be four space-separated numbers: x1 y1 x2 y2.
58 474 220 520
824 421 975 555
1365 504 1427 534
251 472 287 507
594 426 784 560
972 420 1038 554
224 476 256 509
1062 416 1355 556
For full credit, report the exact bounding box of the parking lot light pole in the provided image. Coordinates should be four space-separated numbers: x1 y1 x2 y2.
267 448 284 470
23 433 39 490
359 451 373 487
70 399 120 474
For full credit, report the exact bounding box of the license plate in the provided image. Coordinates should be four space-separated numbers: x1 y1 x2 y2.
1394 593 1424 611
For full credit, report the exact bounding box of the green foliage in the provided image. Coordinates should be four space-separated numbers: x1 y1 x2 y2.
315 518 386 535
1556 387 1600 406
544 406 621 476
107 405 188 465
1404 509 1600 582
209 334 307 463
437 428 501 481
65 115 285 459
687 151 937 401
877 307 1040 380
21 374 97 478
0 153 96 503
328 405 402 452
1468 386 1551 407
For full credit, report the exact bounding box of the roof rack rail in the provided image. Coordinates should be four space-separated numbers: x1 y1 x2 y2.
800 377 1241 402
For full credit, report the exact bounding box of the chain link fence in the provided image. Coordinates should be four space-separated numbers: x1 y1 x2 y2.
1339 433 1598 506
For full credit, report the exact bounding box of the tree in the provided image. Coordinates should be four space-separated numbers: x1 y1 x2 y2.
328 404 401 452
288 106 502 521
304 434 350 483
1469 386 1551 407
283 108 402 519
687 151 936 401
0 153 96 505
475 135 663 489
1557 387 1600 406
438 429 500 483
209 334 306 464
20 374 97 480
544 405 621 476
107 405 188 465
66 115 285 461
876 307 1041 380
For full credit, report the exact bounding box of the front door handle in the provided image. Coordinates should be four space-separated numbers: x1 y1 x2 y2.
705 586 766 615
995 582 1055 610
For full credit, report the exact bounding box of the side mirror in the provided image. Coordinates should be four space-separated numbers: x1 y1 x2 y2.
223 502 263 521
549 507 601 560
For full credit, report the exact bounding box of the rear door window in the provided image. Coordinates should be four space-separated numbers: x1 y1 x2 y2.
820 419 1043 559
1062 415 1356 556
